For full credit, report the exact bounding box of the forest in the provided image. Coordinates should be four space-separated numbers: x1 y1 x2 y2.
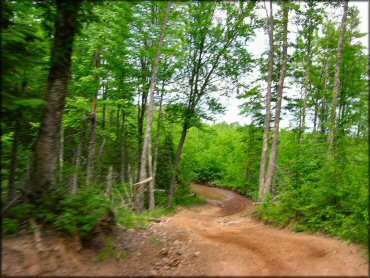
2 0 369 276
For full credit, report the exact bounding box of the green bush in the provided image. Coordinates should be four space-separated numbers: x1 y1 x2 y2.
174 182 206 206
51 189 109 236
3 218 20 235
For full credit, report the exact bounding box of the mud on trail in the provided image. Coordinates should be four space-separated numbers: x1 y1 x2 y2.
2 183 368 276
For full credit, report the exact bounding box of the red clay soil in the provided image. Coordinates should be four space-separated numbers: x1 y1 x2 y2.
2 183 368 276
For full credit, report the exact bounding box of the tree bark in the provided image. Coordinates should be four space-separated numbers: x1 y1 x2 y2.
263 3 289 196
71 141 82 195
86 94 98 185
7 79 28 203
58 125 64 183
153 81 165 186
29 0 82 202
319 61 329 134
300 12 313 143
7 111 21 202
134 0 171 212
167 121 189 208
258 0 274 201
313 99 318 133
102 84 107 130
86 51 101 185
106 166 113 199
328 1 348 148
120 110 128 184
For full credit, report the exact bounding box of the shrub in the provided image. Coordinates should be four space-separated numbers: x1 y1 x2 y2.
51 189 109 236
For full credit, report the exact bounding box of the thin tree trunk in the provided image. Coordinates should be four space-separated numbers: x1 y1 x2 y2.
30 0 82 202
102 84 107 130
86 51 100 185
153 82 165 184
263 4 289 196
7 79 28 202
135 0 171 212
97 137 106 180
319 61 329 134
148 137 155 209
328 1 348 148
71 141 82 195
120 111 127 183
7 111 21 202
313 99 318 133
86 94 97 185
106 166 113 199
300 15 313 143
258 0 274 201
167 121 188 208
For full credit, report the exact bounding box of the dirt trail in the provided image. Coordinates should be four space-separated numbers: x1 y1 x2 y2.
161 183 368 276
2 183 368 276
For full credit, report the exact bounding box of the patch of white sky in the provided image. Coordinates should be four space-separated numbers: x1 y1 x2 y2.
213 1 369 128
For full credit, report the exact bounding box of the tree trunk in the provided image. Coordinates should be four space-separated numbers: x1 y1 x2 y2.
86 51 101 185
134 0 171 212
153 82 165 185
106 166 113 199
148 136 155 210
102 84 107 130
71 141 82 195
258 0 274 201
319 61 329 134
7 79 28 203
7 111 21 202
313 99 318 133
86 94 98 186
29 0 82 202
328 1 348 148
97 137 106 180
263 4 289 196
58 126 64 183
120 110 128 184
167 121 188 208
300 15 313 143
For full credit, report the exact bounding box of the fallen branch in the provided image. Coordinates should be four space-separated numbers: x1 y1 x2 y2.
133 177 153 186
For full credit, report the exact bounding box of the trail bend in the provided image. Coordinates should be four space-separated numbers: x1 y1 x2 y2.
162 183 368 276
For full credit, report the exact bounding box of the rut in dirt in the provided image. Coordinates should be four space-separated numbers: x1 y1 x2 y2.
166 183 369 276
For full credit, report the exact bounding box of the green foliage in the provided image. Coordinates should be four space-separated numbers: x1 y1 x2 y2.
3 218 21 235
173 182 206 207
51 189 109 236
1 0 368 252
257 133 369 246
115 207 150 229
180 123 261 199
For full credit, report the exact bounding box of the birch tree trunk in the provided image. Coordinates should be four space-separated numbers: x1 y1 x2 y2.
258 0 274 201
263 4 289 197
319 60 329 134
153 82 165 184
134 0 171 212
30 0 82 202
328 1 348 148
